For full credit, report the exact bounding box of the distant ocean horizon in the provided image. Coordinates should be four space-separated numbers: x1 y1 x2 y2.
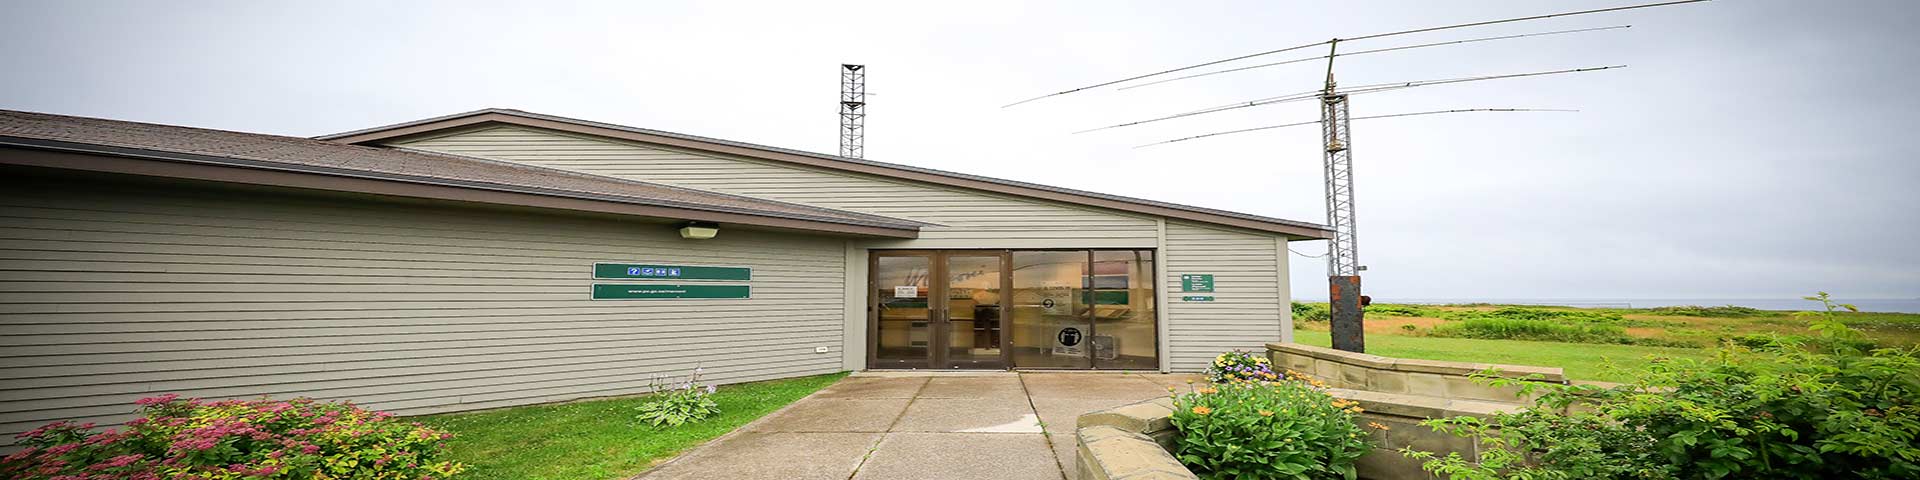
1373 297 1920 314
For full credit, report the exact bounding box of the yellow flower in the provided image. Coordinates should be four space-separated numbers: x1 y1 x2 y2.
1367 422 1391 431
1258 410 1274 417
1197 387 1219 395
1192 406 1212 415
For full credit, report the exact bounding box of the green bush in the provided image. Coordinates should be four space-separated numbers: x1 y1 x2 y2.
1431 317 1628 342
1646 305 1767 317
1445 307 1625 324
1428 307 1695 347
1365 304 1440 317
0 395 463 480
1405 293 1920 479
1170 378 1373 480
1292 302 1330 322
634 367 721 427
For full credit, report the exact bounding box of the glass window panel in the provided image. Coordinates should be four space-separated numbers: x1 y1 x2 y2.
1010 251 1090 369
1092 250 1157 369
874 255 932 367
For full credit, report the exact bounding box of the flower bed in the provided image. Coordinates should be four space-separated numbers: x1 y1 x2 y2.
1 394 463 480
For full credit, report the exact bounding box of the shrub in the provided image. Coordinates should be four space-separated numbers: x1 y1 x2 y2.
1444 307 1625 324
1365 304 1439 317
1645 305 1766 317
1170 375 1374 480
1203 350 1277 384
0 395 463 480
634 366 721 427
1429 317 1638 344
1429 308 1696 347
1404 293 1920 479
1292 302 1330 322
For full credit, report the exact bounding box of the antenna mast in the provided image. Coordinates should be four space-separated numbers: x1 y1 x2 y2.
839 64 867 158
1001 0 1710 354
1320 40 1366 352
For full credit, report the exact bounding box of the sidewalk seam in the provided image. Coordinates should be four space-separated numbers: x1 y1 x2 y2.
843 377 930 480
1021 373 1072 480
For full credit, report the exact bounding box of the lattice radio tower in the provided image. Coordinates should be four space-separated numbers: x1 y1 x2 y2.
839 64 867 158
1318 40 1367 351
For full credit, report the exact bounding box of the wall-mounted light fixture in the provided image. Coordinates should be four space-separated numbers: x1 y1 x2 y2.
678 221 719 240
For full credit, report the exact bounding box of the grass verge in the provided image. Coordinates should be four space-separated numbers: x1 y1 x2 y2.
416 372 848 480
1291 330 1706 383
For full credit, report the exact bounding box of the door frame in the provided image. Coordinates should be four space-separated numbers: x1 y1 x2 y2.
866 249 1013 370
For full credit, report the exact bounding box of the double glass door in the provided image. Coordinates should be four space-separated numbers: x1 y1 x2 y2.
870 249 1158 370
871 251 1008 369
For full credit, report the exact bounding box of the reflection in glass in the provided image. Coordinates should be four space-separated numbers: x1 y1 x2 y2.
874 255 931 368
1010 251 1091 369
1092 250 1157 369
945 255 1004 367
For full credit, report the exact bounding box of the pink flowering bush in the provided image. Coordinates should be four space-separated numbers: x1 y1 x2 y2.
2 394 465 480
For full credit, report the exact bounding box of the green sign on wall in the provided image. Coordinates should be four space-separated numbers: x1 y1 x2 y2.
1182 296 1215 302
591 284 751 300
1180 274 1215 292
593 263 752 281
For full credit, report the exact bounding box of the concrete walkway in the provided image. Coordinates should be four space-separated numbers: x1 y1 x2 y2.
636 371 1205 480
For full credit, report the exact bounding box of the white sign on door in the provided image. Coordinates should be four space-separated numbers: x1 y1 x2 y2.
894 285 919 298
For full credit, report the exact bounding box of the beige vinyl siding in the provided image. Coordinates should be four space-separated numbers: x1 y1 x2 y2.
1162 221 1290 372
394 126 1161 246
0 176 846 447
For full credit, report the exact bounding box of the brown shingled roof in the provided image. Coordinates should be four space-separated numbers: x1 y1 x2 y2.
0 109 926 236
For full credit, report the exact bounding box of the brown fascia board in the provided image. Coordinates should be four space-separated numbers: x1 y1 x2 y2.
0 142 921 239
320 109 1337 240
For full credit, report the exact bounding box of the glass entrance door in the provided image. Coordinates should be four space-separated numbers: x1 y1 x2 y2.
943 253 1007 369
869 251 1009 369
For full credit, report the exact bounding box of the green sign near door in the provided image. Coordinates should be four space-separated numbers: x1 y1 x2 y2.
591 284 751 300
593 263 752 281
1180 274 1215 292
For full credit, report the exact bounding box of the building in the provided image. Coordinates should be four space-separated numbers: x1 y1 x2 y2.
0 108 1330 443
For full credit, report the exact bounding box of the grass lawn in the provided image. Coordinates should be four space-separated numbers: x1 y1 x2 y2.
416 372 848 480
1291 330 1708 383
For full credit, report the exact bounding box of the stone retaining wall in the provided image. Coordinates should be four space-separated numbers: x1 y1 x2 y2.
1073 344 1576 479
1266 342 1565 404
1073 397 1194 480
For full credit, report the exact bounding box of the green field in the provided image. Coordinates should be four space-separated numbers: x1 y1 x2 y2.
1290 302 1920 382
1290 329 1705 383
417 372 846 480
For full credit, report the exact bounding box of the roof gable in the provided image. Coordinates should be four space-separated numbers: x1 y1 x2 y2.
320 108 1334 240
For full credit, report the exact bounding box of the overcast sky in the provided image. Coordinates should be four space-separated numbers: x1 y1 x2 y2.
3 0 1915 301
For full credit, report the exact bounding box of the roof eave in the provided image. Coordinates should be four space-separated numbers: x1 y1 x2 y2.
0 138 922 239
